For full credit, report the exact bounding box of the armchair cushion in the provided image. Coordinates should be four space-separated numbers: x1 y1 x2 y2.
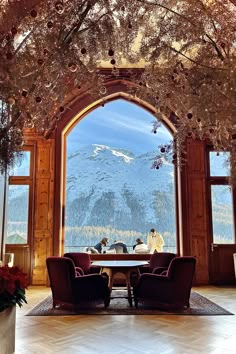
152 266 169 274
64 252 99 274
75 266 84 276
149 252 176 272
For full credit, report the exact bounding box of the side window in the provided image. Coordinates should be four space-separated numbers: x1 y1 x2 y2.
6 148 34 245
208 151 235 244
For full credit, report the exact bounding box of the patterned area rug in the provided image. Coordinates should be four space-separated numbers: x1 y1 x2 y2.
26 290 233 316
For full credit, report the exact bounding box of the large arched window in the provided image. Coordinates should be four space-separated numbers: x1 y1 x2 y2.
64 99 176 253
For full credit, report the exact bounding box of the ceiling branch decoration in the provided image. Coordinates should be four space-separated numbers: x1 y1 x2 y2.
0 0 236 184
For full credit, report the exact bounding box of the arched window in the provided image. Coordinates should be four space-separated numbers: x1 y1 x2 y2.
64 99 177 253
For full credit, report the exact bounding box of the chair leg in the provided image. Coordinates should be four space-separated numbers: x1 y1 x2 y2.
134 299 138 308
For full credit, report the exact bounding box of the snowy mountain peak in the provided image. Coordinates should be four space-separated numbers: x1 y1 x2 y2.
92 144 134 163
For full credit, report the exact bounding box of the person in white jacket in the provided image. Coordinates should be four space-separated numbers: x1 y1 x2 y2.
147 228 164 253
133 238 149 253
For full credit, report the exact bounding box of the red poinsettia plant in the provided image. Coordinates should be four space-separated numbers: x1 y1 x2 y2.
0 265 28 312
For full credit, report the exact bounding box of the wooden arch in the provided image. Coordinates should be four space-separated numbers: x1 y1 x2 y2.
53 78 179 256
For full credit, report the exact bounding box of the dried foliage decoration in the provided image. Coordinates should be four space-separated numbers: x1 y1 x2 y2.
0 0 236 183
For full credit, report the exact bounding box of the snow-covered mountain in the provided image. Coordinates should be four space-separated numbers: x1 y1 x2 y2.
65 144 176 233
6 145 233 245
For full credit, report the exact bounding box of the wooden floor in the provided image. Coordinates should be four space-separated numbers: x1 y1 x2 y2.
16 285 236 354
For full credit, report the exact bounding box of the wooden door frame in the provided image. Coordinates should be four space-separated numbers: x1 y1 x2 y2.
206 146 236 283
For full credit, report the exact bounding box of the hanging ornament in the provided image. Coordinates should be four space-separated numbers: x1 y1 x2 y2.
187 113 193 119
47 21 53 29
68 62 77 72
108 49 114 56
8 97 15 105
99 86 107 95
11 27 18 36
21 90 28 97
87 60 95 73
44 81 52 88
30 9 37 18
55 2 65 15
51 91 59 101
35 96 42 103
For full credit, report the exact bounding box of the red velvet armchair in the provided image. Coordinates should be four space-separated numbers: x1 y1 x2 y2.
46 257 110 309
149 252 176 273
130 252 176 286
133 252 176 278
64 252 100 274
133 256 196 310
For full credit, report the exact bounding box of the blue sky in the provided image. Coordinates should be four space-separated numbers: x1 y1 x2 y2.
67 99 173 155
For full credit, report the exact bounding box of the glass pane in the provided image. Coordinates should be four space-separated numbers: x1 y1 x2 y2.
6 185 29 244
211 185 234 244
209 151 230 177
9 151 31 176
64 99 177 254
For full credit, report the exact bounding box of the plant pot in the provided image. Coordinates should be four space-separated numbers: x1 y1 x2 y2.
0 306 16 354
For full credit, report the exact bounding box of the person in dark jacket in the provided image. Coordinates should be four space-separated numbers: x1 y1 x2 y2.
94 237 109 253
108 240 128 253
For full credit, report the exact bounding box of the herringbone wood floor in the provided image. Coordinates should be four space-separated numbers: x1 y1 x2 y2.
16 286 236 354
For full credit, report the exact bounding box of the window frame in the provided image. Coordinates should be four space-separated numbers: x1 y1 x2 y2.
206 147 236 245
7 145 35 246
62 100 178 254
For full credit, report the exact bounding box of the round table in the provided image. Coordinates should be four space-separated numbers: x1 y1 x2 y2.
92 260 149 306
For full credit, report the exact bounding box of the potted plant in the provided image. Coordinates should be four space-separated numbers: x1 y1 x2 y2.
0 265 27 354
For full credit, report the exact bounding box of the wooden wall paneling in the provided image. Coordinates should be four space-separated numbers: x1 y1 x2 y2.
37 145 51 175
188 178 207 231
32 236 51 285
191 236 208 284
187 139 205 173
32 140 54 285
210 244 236 285
178 162 189 255
35 178 50 230
185 139 209 284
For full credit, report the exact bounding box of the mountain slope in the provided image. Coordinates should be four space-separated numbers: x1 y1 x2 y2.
65 144 176 233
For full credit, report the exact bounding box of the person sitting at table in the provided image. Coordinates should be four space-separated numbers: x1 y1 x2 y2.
108 240 128 254
133 238 149 254
94 237 109 253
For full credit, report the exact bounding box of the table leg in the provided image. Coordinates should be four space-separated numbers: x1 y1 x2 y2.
100 266 141 307
101 267 113 291
125 270 132 307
